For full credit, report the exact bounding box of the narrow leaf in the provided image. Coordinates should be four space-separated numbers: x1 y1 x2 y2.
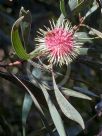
68 0 78 11
22 93 33 136
75 32 92 43
19 7 32 47
62 88 92 100
84 4 99 20
72 0 93 15
12 74 54 136
40 85 67 136
56 14 65 27
22 94 32 125
11 16 30 60
60 0 67 16
85 25 102 39
52 72 85 129
73 86 98 97
22 93 32 136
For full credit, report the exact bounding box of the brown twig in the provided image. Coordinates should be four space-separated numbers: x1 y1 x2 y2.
73 14 85 33
0 61 23 68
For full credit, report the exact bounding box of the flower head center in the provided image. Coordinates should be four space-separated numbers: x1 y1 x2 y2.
45 28 74 57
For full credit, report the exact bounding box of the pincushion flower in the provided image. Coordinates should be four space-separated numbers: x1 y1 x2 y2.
35 19 80 66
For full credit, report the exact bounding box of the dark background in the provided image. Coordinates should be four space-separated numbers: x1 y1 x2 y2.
0 0 102 136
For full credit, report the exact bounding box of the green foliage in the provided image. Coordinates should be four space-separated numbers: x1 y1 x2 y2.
11 16 30 60
85 25 102 39
62 88 92 100
40 85 67 136
11 8 39 60
22 93 32 136
19 7 32 49
10 1 101 134
52 72 85 129
60 0 66 16
13 74 54 136
1 0 102 135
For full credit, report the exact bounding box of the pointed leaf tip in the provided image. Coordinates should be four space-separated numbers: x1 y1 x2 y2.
52 72 85 129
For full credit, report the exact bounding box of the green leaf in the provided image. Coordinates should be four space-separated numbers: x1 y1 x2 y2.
79 48 89 55
22 93 32 136
61 88 92 100
75 32 93 44
85 25 102 39
60 0 67 16
11 16 30 60
83 4 99 20
56 14 65 27
12 74 54 136
52 72 85 129
72 0 93 15
68 0 78 11
40 85 67 136
19 7 32 48
11 10 40 60
73 86 98 97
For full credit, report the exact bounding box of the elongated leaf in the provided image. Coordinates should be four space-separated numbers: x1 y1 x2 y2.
12 74 54 136
62 88 92 100
27 61 66 135
11 16 30 60
75 32 92 43
22 93 32 136
22 93 32 125
11 12 40 60
52 73 85 129
19 7 32 48
68 0 78 11
72 0 93 15
60 0 66 16
73 86 98 97
56 14 65 27
85 25 102 39
84 4 99 19
40 85 67 136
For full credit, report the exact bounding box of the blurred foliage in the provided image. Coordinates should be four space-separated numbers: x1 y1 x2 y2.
0 0 102 136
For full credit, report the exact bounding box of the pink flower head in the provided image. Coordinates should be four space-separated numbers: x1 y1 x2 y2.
35 20 80 66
